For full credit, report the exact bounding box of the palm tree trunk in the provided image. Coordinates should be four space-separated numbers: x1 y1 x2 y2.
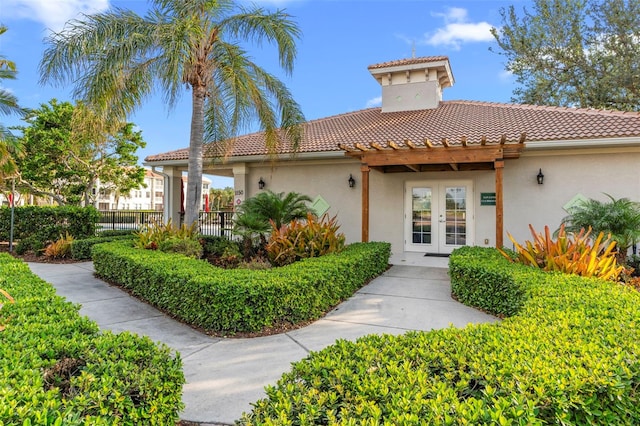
185 85 206 230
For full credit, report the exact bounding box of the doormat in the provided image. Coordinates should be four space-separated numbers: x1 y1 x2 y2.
424 253 450 258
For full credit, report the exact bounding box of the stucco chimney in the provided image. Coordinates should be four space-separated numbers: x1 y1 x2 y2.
368 56 454 113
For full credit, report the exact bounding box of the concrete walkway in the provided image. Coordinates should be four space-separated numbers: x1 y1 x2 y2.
27 257 498 425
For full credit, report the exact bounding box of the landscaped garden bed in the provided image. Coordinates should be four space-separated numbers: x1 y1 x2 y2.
238 246 640 424
0 253 184 424
92 240 391 335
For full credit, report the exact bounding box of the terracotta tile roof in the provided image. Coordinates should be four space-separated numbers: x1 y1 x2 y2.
367 56 450 70
145 100 640 163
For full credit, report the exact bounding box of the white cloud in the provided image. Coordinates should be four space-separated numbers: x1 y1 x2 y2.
3 0 111 32
366 96 382 108
498 69 513 81
423 7 495 50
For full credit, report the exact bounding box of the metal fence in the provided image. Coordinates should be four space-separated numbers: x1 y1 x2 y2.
195 211 234 237
97 210 234 237
98 210 164 231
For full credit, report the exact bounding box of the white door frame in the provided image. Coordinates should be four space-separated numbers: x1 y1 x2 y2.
404 180 474 254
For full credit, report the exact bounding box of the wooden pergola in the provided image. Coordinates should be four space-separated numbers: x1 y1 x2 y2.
339 133 526 249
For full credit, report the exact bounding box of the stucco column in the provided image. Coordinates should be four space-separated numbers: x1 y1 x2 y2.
361 164 370 243
232 163 248 211
495 160 504 249
161 166 184 225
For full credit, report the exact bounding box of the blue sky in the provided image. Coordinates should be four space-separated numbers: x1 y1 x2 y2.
1 0 530 188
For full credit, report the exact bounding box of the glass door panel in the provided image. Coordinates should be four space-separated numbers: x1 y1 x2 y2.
444 186 467 246
412 188 432 244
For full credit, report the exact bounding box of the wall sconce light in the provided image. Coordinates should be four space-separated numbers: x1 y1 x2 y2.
348 174 356 188
536 168 544 185
258 177 265 190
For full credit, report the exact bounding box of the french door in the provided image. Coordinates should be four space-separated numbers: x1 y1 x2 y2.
404 180 473 254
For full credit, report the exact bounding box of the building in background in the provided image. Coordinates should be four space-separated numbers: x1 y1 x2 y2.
95 169 211 211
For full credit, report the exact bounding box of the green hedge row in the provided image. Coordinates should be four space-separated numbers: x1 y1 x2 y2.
240 247 640 425
448 246 528 317
92 241 391 334
70 235 134 260
0 254 184 425
0 206 99 242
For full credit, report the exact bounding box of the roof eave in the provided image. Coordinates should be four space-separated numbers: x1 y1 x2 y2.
526 136 640 150
143 150 348 168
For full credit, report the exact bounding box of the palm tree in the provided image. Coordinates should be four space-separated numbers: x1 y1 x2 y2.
0 25 26 181
39 0 305 229
233 190 313 258
559 193 640 261
236 190 313 229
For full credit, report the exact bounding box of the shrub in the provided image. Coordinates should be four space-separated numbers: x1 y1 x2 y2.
133 219 197 250
234 191 315 258
0 288 15 332
267 213 346 266
70 235 134 260
0 205 98 242
0 253 184 424
92 240 390 334
44 233 74 259
15 235 45 256
98 229 137 237
502 224 624 281
559 193 640 260
240 247 640 425
158 237 203 258
625 254 640 276
449 246 528 317
201 235 238 257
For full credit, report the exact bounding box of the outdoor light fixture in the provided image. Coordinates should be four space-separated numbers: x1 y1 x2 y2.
348 174 356 188
258 177 265 190
537 168 544 185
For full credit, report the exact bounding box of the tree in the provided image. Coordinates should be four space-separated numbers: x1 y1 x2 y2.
0 25 27 183
209 186 234 210
40 0 305 229
491 0 640 111
559 193 640 262
14 99 146 206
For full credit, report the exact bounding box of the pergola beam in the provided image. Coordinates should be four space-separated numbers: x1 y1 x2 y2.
360 146 506 167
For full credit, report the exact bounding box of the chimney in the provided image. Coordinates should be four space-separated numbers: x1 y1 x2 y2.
368 56 454 113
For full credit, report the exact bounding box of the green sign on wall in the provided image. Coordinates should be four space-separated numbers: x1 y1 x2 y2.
480 192 496 206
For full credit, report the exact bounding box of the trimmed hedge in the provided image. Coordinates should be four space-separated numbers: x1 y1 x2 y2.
98 229 137 237
240 246 640 425
92 241 391 334
70 235 134 260
448 246 528 317
0 206 99 242
0 253 184 424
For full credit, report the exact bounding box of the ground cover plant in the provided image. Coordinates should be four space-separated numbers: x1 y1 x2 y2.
239 246 640 424
0 253 184 424
92 240 390 335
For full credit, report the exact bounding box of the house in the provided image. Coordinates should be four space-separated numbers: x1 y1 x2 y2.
144 56 640 256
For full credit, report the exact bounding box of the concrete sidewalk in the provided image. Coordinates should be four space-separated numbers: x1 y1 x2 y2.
27 259 498 425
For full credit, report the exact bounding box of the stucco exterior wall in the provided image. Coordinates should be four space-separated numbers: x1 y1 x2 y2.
239 147 640 255
246 160 363 244
503 148 640 245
